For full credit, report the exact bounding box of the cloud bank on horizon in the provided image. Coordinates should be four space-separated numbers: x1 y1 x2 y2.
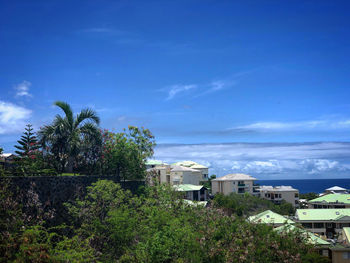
154 142 350 179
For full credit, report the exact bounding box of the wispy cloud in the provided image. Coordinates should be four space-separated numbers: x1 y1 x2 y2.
231 119 350 132
164 84 197 101
14 80 32 98
154 142 350 178
0 101 32 134
80 27 125 35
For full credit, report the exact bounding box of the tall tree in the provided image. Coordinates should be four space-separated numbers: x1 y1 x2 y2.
14 124 39 156
38 101 101 173
101 126 156 180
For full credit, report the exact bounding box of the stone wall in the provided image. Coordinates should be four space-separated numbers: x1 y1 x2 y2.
0 176 144 225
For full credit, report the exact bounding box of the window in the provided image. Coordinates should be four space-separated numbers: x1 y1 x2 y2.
343 252 350 259
295 200 299 204
301 223 312 228
314 223 324 228
295 193 299 198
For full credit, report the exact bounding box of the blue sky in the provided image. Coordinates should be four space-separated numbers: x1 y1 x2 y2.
1 0 350 178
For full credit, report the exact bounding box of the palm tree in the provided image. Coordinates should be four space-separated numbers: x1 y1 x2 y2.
38 101 101 173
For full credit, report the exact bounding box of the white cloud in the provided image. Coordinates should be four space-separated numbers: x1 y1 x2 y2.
165 84 197 100
14 80 32 98
0 101 32 134
154 142 350 178
232 119 350 132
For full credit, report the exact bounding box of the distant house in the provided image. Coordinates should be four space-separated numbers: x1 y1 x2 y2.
170 166 202 185
258 185 299 207
274 224 330 257
146 161 205 186
248 210 295 227
174 184 209 201
308 194 350 209
211 173 257 195
0 153 15 169
296 208 350 238
325 186 348 194
172 161 209 182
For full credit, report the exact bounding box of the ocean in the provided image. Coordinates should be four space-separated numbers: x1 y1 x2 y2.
257 178 350 194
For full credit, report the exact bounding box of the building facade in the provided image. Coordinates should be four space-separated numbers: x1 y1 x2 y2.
308 194 350 209
296 209 350 239
258 185 299 207
211 173 257 195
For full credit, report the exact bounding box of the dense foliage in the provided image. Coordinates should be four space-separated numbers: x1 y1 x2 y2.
300 192 319 200
213 192 295 216
0 179 330 262
99 126 156 180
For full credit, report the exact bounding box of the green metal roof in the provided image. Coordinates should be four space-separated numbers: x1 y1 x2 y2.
274 224 330 246
145 160 164 165
309 194 350 204
248 210 295 225
296 208 350 221
174 184 205 192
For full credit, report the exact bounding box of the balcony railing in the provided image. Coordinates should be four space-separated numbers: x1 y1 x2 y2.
238 183 245 187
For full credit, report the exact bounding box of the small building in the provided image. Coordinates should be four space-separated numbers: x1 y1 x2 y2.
174 184 209 201
330 245 350 263
0 153 15 169
170 166 202 185
211 173 257 195
248 210 295 227
258 185 299 207
296 209 350 238
172 161 209 182
308 194 350 209
274 224 330 258
325 186 348 194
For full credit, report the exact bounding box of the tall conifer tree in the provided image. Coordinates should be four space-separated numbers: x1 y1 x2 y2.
14 124 39 156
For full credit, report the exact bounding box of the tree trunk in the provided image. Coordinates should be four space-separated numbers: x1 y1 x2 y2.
66 156 74 173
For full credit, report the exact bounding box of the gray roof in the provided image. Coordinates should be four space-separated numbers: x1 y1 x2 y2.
212 173 257 181
170 165 201 172
259 185 298 192
326 186 347 191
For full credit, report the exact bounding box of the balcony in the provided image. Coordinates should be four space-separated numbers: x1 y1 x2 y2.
238 183 245 187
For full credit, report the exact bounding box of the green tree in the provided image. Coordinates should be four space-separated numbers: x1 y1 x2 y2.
101 126 156 180
38 101 101 173
14 124 39 157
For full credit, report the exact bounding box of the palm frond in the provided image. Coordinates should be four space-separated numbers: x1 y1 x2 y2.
75 108 100 128
54 101 74 126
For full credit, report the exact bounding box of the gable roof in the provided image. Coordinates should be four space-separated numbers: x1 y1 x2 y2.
172 160 198 167
296 209 350 221
274 224 330 246
259 185 298 192
170 165 200 172
213 173 257 181
248 210 295 225
343 227 350 243
326 186 347 191
309 194 350 205
146 160 165 165
174 184 206 192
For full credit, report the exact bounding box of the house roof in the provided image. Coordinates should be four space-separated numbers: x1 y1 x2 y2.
309 194 350 204
172 160 198 167
296 209 350 221
145 160 164 165
190 164 208 169
213 173 257 181
248 210 295 225
326 186 347 191
259 185 298 192
343 227 350 243
274 224 330 246
0 153 14 158
170 165 200 172
174 184 205 192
